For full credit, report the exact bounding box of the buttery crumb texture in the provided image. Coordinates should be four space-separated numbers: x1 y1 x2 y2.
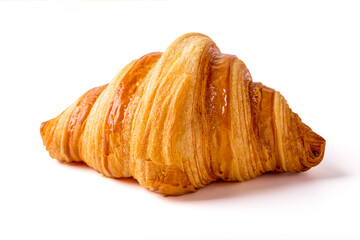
40 33 325 195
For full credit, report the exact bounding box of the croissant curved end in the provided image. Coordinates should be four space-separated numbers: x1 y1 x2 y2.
303 124 326 168
40 121 47 135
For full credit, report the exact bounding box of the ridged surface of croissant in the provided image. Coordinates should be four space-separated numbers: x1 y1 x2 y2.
41 33 325 195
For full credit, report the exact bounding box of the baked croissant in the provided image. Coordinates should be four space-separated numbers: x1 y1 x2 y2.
40 33 325 195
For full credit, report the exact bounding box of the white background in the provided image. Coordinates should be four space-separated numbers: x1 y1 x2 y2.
1 0 359 239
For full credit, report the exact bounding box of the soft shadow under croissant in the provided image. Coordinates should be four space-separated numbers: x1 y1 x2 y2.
40 33 325 195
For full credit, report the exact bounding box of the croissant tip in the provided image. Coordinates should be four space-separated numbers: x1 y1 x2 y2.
309 137 326 166
303 125 326 168
40 121 48 136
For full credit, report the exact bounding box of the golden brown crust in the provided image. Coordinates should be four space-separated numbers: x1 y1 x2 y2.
40 33 325 195
104 52 162 178
67 84 108 162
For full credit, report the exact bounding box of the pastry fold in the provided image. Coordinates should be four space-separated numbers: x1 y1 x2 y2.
41 33 325 195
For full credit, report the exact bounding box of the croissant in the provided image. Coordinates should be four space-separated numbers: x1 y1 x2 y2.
40 33 325 195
